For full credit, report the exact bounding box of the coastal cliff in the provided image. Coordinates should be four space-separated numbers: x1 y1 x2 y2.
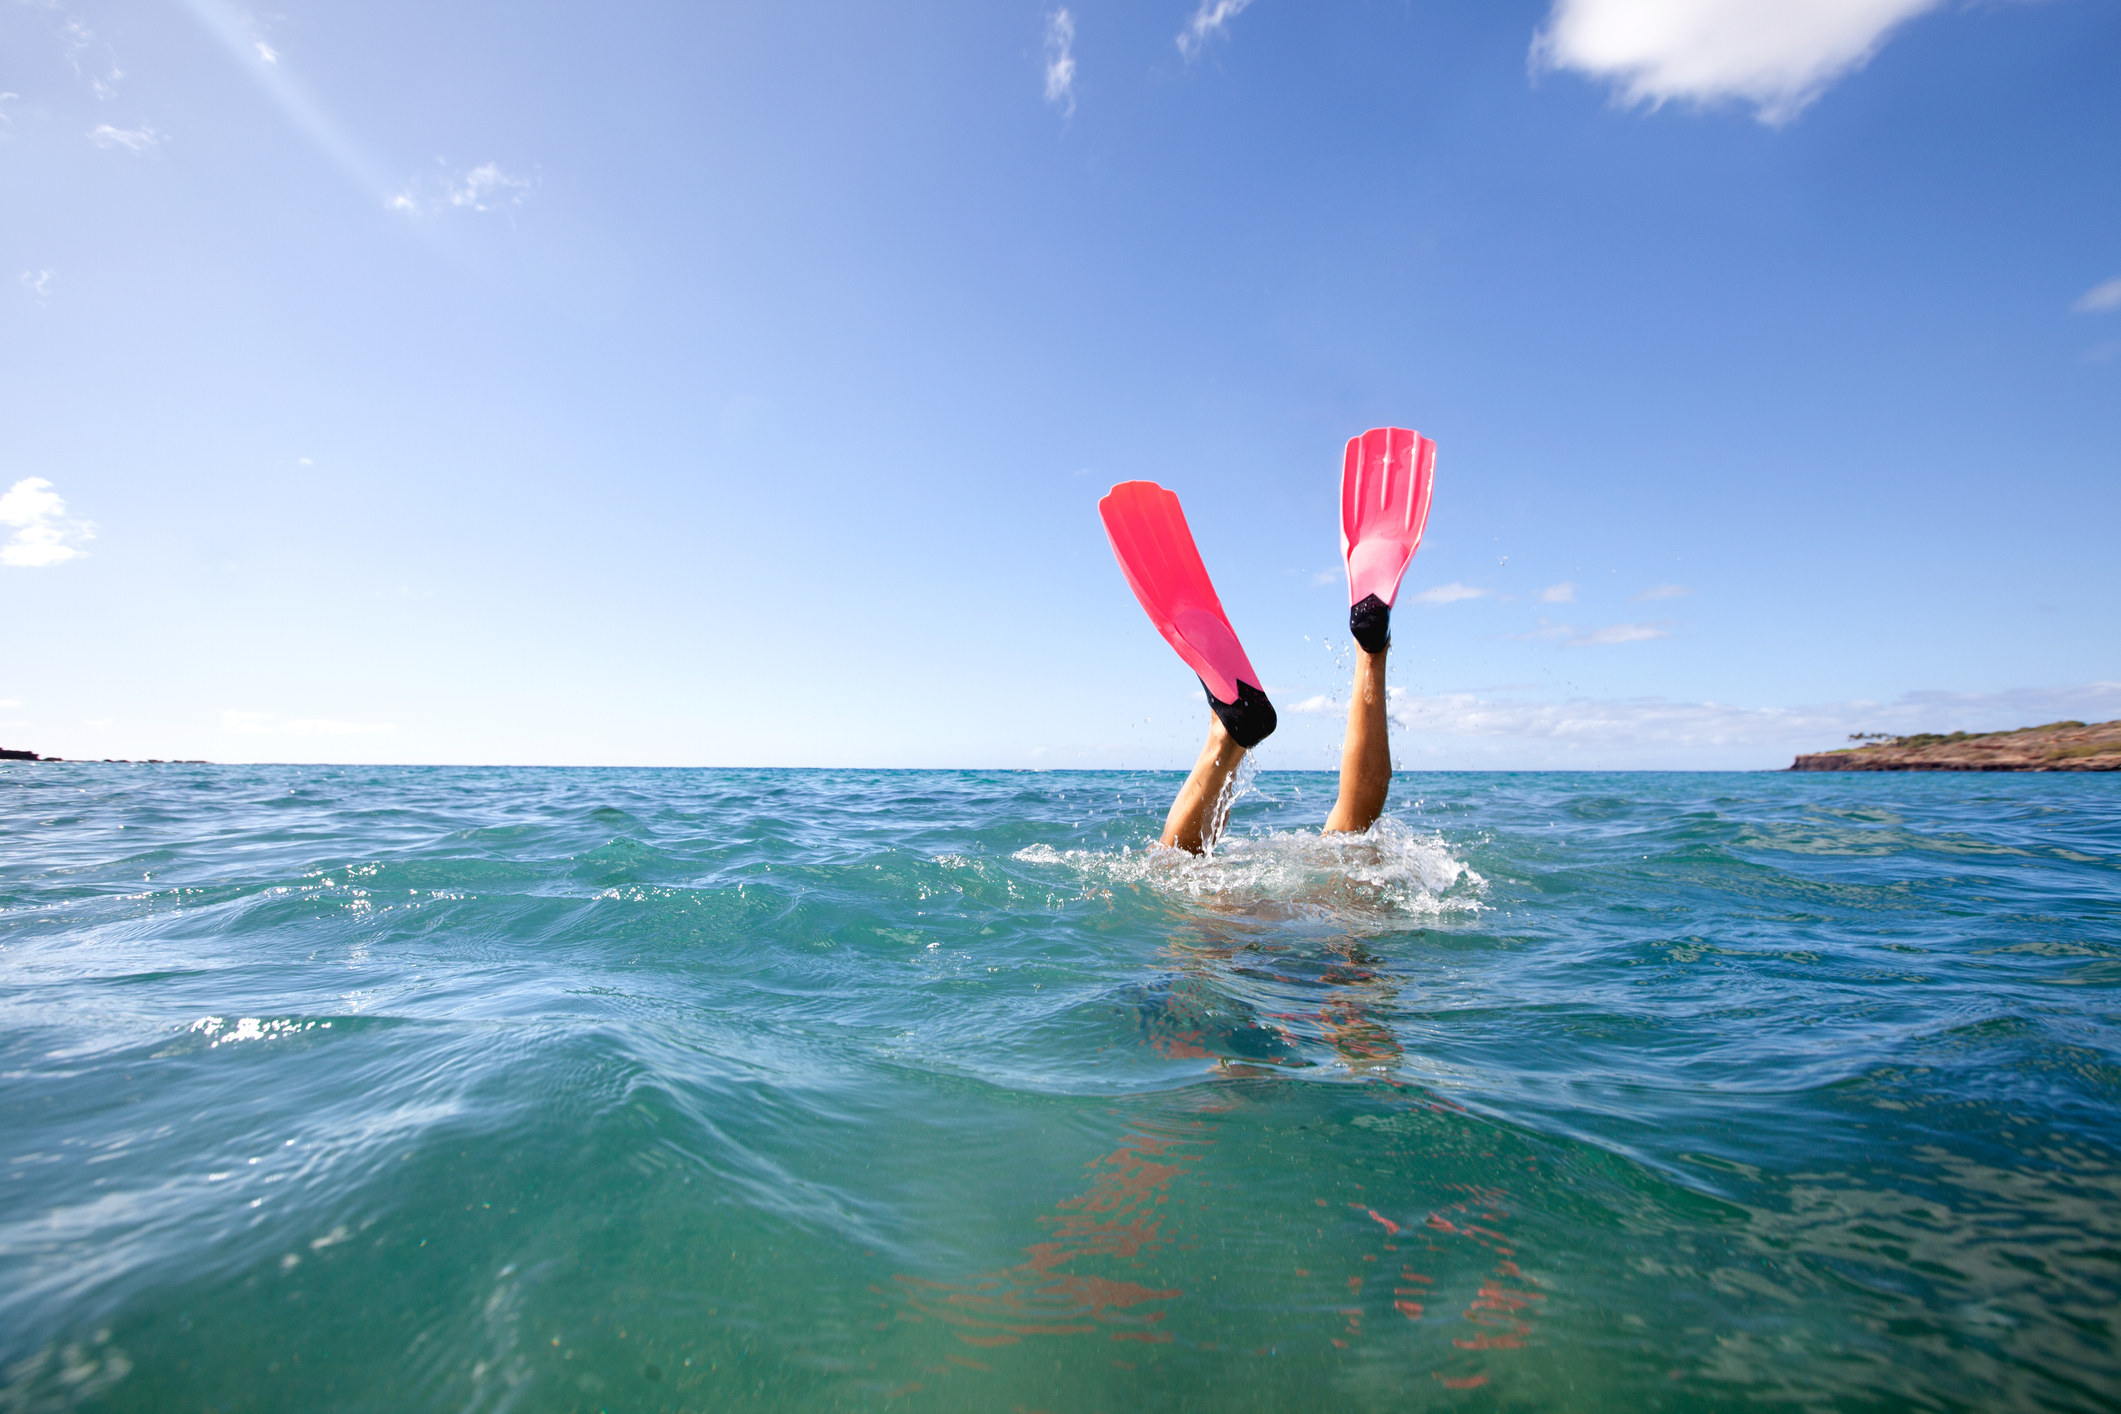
1791 720 2121 772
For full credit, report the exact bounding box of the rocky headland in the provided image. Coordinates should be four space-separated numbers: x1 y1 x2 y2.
1791 719 2121 772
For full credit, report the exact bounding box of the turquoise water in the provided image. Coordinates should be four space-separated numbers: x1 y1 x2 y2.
3 765 2117 1413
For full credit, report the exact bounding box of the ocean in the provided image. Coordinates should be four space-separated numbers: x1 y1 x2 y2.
2 764 2116 1412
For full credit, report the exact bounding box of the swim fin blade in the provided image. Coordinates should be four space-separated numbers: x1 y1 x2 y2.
1341 427 1436 652
1099 481 1277 749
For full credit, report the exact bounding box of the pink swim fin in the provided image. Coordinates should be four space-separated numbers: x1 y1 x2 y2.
1099 481 1277 748
1340 426 1437 652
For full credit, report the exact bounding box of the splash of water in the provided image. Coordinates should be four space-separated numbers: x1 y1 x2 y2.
1201 752 1260 854
1013 814 1485 925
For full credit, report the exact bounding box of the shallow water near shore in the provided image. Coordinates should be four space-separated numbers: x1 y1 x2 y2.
3 764 2117 1412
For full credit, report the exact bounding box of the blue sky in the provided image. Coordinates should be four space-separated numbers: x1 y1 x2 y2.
4 0 2117 769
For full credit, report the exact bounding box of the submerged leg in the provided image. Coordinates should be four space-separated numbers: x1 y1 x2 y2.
1324 644 1391 834
1161 713 1248 853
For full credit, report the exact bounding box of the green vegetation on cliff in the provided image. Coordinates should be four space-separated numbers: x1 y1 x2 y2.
1792 720 2121 772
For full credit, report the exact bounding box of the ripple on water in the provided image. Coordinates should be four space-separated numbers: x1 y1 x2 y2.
0 765 2116 1413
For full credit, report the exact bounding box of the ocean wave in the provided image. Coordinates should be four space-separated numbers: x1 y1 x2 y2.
4 765 2117 1413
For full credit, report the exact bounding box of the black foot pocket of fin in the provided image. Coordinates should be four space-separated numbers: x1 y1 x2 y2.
1350 594 1391 654
1205 679 1277 749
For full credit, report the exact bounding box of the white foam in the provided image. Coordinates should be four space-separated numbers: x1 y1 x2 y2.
1013 816 1484 926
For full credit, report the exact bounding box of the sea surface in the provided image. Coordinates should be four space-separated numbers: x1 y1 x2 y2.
3 764 2118 1413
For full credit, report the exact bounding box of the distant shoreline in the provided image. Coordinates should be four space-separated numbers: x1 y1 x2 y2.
1791 720 2121 772
7 745 2119 773
1 751 210 764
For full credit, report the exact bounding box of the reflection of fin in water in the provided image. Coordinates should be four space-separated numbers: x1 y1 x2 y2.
1433 1207 1545 1381
1320 998 1403 1069
1332 1111 1547 1387
1123 977 1313 1069
1200 934 1406 1074
892 1118 1206 1348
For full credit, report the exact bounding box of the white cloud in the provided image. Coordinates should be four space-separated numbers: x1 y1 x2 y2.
20 269 53 300
1575 621 1670 645
50 12 125 100
1178 0 1254 60
1395 691 1813 747
1539 581 1577 603
1043 9 1077 117
1 477 94 568
1390 681 2121 768
2073 277 2121 314
1289 695 1339 714
221 710 395 736
88 124 162 152
447 161 534 211
1517 616 1670 647
60 17 95 65
255 40 278 64
389 160 536 216
1532 0 1944 124
1413 582 1489 606
1519 618 1574 643
1632 582 1691 601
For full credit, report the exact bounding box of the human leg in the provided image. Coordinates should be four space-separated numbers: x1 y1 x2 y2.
1323 644 1390 834
1327 426 1432 833
1161 712 1248 853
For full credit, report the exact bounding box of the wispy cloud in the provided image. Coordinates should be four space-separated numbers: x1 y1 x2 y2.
448 162 534 211
59 16 96 68
20 269 53 300
1517 616 1670 647
255 40 279 64
1043 9 1077 118
1177 0 1254 60
1539 581 1576 603
389 160 537 216
1532 0 1945 125
1519 618 1573 643
1413 582 1489 606
2073 277 2121 315
1390 681 2121 766
1 477 94 568
1289 695 1339 714
1575 621 1670 646
87 123 162 152
1394 691 1815 748
45 9 125 101
221 710 395 736
1632 582 1691 602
